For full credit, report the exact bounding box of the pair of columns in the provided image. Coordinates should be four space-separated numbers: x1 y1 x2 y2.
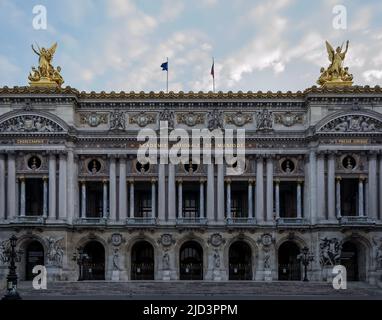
335 175 367 218
18 176 48 217
225 179 254 219
176 179 205 219
2 152 70 220
274 180 303 219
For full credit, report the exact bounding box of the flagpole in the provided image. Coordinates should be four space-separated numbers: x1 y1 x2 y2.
166 57 169 93
212 57 215 93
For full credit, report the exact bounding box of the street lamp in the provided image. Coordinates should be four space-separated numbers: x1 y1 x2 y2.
72 247 89 281
298 246 314 282
2 235 23 300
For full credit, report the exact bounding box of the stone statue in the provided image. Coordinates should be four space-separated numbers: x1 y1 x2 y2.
213 249 220 269
47 236 64 267
163 252 170 270
29 43 64 87
319 237 341 266
110 110 126 130
113 248 121 271
159 108 175 130
207 109 223 130
317 40 353 86
256 109 273 130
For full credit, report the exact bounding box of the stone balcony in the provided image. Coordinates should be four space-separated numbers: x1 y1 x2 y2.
126 217 157 225
176 217 208 226
226 217 256 225
340 216 375 225
74 217 107 225
13 215 46 224
276 217 307 226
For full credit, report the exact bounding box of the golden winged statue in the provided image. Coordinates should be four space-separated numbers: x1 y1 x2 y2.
28 42 64 87
317 40 353 87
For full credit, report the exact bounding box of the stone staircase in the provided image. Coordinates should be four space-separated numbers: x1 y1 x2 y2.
16 281 382 299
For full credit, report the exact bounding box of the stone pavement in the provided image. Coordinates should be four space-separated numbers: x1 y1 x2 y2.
16 281 382 300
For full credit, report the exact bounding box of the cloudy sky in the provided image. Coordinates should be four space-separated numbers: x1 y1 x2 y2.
0 0 381 92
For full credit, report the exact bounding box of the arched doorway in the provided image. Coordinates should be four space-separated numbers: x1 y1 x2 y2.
25 241 44 281
82 241 105 280
340 241 365 281
278 241 301 281
229 241 252 280
180 241 203 280
131 241 155 280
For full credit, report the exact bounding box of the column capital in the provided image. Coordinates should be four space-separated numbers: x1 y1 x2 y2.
335 176 342 181
248 179 254 185
128 178 134 184
297 179 304 184
18 175 25 182
367 151 378 158
79 179 86 185
151 178 157 184
177 178 183 184
359 175 367 181
199 178 206 183
225 178 231 184
274 178 280 184
42 176 49 181
102 179 108 184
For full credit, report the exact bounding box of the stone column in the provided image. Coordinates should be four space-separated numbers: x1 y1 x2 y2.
379 155 382 221
19 176 26 217
103 180 108 218
199 178 205 218
67 150 75 224
316 153 325 221
7 153 16 220
336 176 341 218
297 180 302 218
151 179 156 219
358 176 365 217
207 163 215 221
177 179 183 218
43 176 48 217
217 163 225 221
266 156 274 222
0 154 5 220
48 154 56 219
81 181 86 218
119 158 127 221
255 157 264 223
109 157 117 220
129 179 135 218
168 164 176 222
309 150 317 224
248 180 253 219
327 153 336 221
368 153 378 219
226 179 231 219
58 153 67 220
275 179 280 219
158 164 166 221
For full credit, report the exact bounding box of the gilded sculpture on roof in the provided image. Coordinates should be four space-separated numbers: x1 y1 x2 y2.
317 40 353 87
28 42 64 87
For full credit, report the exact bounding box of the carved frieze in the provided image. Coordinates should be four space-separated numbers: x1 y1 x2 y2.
0 115 64 132
177 112 205 127
207 109 223 130
129 112 156 127
274 112 304 127
256 109 273 130
225 111 253 126
159 108 175 129
320 115 382 132
79 112 108 127
109 110 126 130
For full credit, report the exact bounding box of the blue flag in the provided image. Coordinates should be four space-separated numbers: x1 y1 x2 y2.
161 61 168 71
